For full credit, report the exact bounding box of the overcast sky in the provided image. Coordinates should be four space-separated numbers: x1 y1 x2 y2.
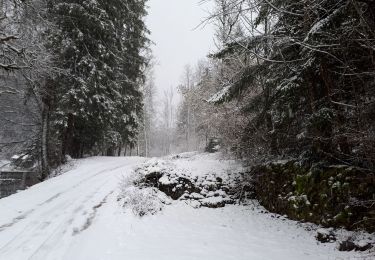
146 0 216 95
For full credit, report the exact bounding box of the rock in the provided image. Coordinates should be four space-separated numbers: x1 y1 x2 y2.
355 240 373 251
200 197 226 208
214 190 227 197
316 229 336 243
253 162 375 232
185 200 201 209
206 191 215 197
134 160 239 208
189 193 205 200
338 240 356 251
338 239 373 252
143 171 163 185
221 186 230 192
158 177 198 200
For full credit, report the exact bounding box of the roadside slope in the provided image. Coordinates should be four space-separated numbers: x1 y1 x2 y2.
0 154 370 260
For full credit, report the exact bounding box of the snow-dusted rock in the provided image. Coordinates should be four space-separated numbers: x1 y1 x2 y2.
200 197 233 208
185 200 202 209
316 228 336 243
189 192 205 200
338 238 373 252
129 154 245 209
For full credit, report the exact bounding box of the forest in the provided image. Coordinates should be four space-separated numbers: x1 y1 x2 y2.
0 0 149 179
0 0 374 257
2 0 375 174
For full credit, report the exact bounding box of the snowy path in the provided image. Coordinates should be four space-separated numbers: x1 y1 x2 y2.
0 156 367 260
0 157 146 260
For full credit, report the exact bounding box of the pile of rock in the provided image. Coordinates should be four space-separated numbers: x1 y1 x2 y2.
133 160 239 208
315 229 336 243
315 229 373 252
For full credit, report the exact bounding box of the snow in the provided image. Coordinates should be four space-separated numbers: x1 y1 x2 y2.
189 192 205 200
168 152 242 179
200 196 230 205
0 155 370 260
317 228 331 236
10 155 20 160
207 84 232 103
159 174 176 185
304 6 344 42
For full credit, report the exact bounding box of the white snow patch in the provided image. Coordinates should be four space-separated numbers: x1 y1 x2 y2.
207 84 232 103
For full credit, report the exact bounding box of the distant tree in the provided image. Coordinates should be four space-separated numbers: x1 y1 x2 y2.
137 55 156 157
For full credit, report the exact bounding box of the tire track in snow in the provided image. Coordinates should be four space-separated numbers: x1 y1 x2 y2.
0 178 111 256
0 161 134 256
0 163 129 233
72 190 114 236
27 190 116 260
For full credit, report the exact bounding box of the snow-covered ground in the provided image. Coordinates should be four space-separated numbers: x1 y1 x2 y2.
0 155 372 260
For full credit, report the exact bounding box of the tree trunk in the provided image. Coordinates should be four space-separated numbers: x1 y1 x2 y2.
40 102 50 180
117 142 122 157
187 102 191 151
124 143 127 156
143 117 148 157
62 113 74 162
80 143 84 158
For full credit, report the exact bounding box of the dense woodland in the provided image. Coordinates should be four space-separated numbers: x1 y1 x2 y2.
0 0 149 178
1 0 375 177
176 0 375 171
172 0 375 231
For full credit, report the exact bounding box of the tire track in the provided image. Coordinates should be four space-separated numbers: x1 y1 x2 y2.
0 178 110 255
0 163 129 233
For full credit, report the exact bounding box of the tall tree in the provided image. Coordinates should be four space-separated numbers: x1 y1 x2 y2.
47 0 149 162
209 0 375 168
1 0 55 177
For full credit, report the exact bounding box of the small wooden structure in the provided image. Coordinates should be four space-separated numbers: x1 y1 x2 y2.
0 171 38 199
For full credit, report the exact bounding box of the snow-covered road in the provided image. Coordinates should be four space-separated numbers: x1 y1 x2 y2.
0 156 368 260
0 157 146 260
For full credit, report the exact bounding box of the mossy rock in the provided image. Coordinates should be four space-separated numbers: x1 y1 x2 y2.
252 161 375 232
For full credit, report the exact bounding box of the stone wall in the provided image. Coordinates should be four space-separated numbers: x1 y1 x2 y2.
252 161 375 232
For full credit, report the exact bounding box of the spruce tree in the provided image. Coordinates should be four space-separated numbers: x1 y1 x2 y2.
210 0 375 168
47 0 149 159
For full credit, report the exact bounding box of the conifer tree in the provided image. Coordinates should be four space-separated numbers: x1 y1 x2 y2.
47 0 149 160
209 0 375 168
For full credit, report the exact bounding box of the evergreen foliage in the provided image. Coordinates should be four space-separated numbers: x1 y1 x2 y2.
208 0 375 169
47 0 149 161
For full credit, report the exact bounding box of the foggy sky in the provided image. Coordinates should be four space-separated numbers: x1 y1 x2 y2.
146 0 216 95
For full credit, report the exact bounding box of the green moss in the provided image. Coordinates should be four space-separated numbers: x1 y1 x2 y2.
334 211 349 225
295 174 309 195
254 161 375 232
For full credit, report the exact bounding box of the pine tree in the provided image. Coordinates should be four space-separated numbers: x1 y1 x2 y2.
209 0 375 168
47 0 149 160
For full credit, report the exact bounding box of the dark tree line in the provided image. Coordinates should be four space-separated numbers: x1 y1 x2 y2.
0 0 149 178
203 0 375 169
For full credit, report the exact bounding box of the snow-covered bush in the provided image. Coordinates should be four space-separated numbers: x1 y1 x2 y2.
120 186 163 217
118 174 171 217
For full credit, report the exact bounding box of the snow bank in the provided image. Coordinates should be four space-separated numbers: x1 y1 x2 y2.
123 153 245 209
